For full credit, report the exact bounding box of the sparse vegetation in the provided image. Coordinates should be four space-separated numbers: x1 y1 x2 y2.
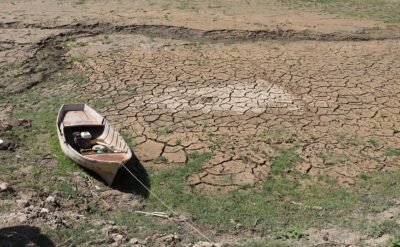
271 147 301 175
157 125 172 136
66 55 87 63
281 0 400 23
366 220 399 238
385 148 400 156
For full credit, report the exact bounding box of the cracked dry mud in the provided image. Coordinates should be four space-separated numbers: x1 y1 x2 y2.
61 33 400 190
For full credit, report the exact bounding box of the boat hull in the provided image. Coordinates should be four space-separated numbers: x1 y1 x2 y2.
56 104 132 186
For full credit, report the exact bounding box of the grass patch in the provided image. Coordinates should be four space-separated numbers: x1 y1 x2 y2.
74 0 87 5
66 55 87 63
385 148 400 156
366 220 399 238
388 236 400 247
281 0 400 23
156 125 172 136
46 222 101 245
143 148 400 238
72 73 90 85
271 147 301 175
50 181 78 196
91 99 108 109
112 210 185 239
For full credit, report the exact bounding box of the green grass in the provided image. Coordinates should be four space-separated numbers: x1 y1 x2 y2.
156 125 172 136
71 73 90 85
139 148 400 239
388 236 400 247
46 221 102 245
281 0 400 23
74 0 87 5
366 220 399 238
112 210 185 239
385 148 400 156
271 147 301 175
66 55 87 64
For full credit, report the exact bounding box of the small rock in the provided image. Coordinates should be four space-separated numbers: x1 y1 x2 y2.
192 242 221 247
40 208 49 214
16 199 29 208
312 206 323 210
45 196 55 203
0 182 9 192
110 233 125 243
129 238 143 244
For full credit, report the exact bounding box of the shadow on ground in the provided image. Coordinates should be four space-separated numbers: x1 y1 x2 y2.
112 153 150 198
82 152 150 197
0 225 54 247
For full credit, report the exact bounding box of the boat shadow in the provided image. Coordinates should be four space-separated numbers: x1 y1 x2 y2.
111 153 150 198
0 225 54 246
80 153 150 197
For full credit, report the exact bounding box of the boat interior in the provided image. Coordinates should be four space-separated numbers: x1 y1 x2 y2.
61 108 129 163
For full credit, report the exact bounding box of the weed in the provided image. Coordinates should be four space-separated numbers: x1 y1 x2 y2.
47 222 101 245
177 0 197 10
77 42 87 47
120 130 134 148
0 204 10 213
112 209 183 239
66 55 87 63
348 137 359 146
388 236 400 247
367 138 380 147
72 73 89 85
275 226 308 240
385 148 400 156
175 138 182 145
240 155 249 163
157 126 172 136
91 99 108 109
280 0 400 23
74 0 86 5
50 181 77 196
260 128 297 144
367 220 399 238
154 155 168 163
357 172 372 181
271 147 301 175
318 152 349 166
103 35 113 44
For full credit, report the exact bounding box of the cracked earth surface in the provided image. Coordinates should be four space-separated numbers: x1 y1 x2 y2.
63 34 400 190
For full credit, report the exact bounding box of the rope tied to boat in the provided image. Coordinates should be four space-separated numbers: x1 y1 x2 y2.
119 163 212 242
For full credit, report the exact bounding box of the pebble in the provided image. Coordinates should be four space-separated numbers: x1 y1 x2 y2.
192 242 222 247
40 208 49 214
45 196 56 203
0 182 9 192
16 199 29 208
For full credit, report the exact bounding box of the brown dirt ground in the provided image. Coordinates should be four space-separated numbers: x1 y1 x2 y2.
1 0 400 246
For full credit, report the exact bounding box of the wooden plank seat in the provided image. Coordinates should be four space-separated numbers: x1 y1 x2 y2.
84 153 127 162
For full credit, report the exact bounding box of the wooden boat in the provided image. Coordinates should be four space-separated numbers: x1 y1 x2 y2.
56 104 132 185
